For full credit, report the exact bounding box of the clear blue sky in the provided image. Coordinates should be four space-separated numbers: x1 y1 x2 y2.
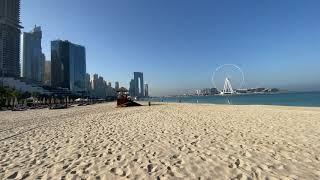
22 0 320 96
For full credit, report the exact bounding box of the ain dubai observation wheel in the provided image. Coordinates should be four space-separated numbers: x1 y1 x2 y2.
211 64 245 95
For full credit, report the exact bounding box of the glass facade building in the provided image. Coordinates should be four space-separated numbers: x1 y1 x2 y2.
22 26 44 82
0 0 22 77
51 40 86 93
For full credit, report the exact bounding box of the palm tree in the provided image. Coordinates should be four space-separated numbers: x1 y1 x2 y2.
10 89 21 107
0 87 12 108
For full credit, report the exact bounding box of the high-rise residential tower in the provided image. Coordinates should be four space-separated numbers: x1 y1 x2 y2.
0 0 22 77
144 83 149 97
51 40 86 92
85 73 92 92
43 60 51 85
134 72 144 97
115 81 119 91
129 79 135 96
22 26 44 82
91 74 98 91
90 74 107 98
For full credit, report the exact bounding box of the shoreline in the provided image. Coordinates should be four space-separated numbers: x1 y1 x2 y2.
147 101 320 109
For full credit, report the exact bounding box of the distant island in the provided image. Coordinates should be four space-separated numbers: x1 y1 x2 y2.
164 87 281 98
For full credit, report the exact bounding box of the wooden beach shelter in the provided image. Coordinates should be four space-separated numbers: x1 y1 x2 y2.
116 87 142 107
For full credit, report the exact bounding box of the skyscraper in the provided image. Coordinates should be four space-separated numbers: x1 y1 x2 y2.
129 79 135 96
95 76 105 97
85 73 92 92
51 40 86 92
134 72 144 97
43 60 51 85
106 81 116 97
22 26 44 82
115 81 119 91
92 74 98 91
91 74 107 98
0 0 22 77
144 83 149 97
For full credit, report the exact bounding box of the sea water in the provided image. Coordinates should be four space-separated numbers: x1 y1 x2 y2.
153 92 320 107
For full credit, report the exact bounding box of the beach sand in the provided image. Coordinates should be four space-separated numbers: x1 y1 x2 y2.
0 103 320 179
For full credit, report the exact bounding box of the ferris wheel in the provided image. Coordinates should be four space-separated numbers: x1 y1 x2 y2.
211 64 245 95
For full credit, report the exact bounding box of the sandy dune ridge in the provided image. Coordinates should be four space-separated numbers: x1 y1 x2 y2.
0 103 320 179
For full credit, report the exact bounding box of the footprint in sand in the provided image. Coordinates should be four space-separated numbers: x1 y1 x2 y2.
110 167 125 176
116 155 123 161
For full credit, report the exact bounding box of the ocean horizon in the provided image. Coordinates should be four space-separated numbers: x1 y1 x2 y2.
151 91 320 107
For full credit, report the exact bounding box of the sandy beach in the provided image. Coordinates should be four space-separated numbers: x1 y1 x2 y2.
0 102 320 179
